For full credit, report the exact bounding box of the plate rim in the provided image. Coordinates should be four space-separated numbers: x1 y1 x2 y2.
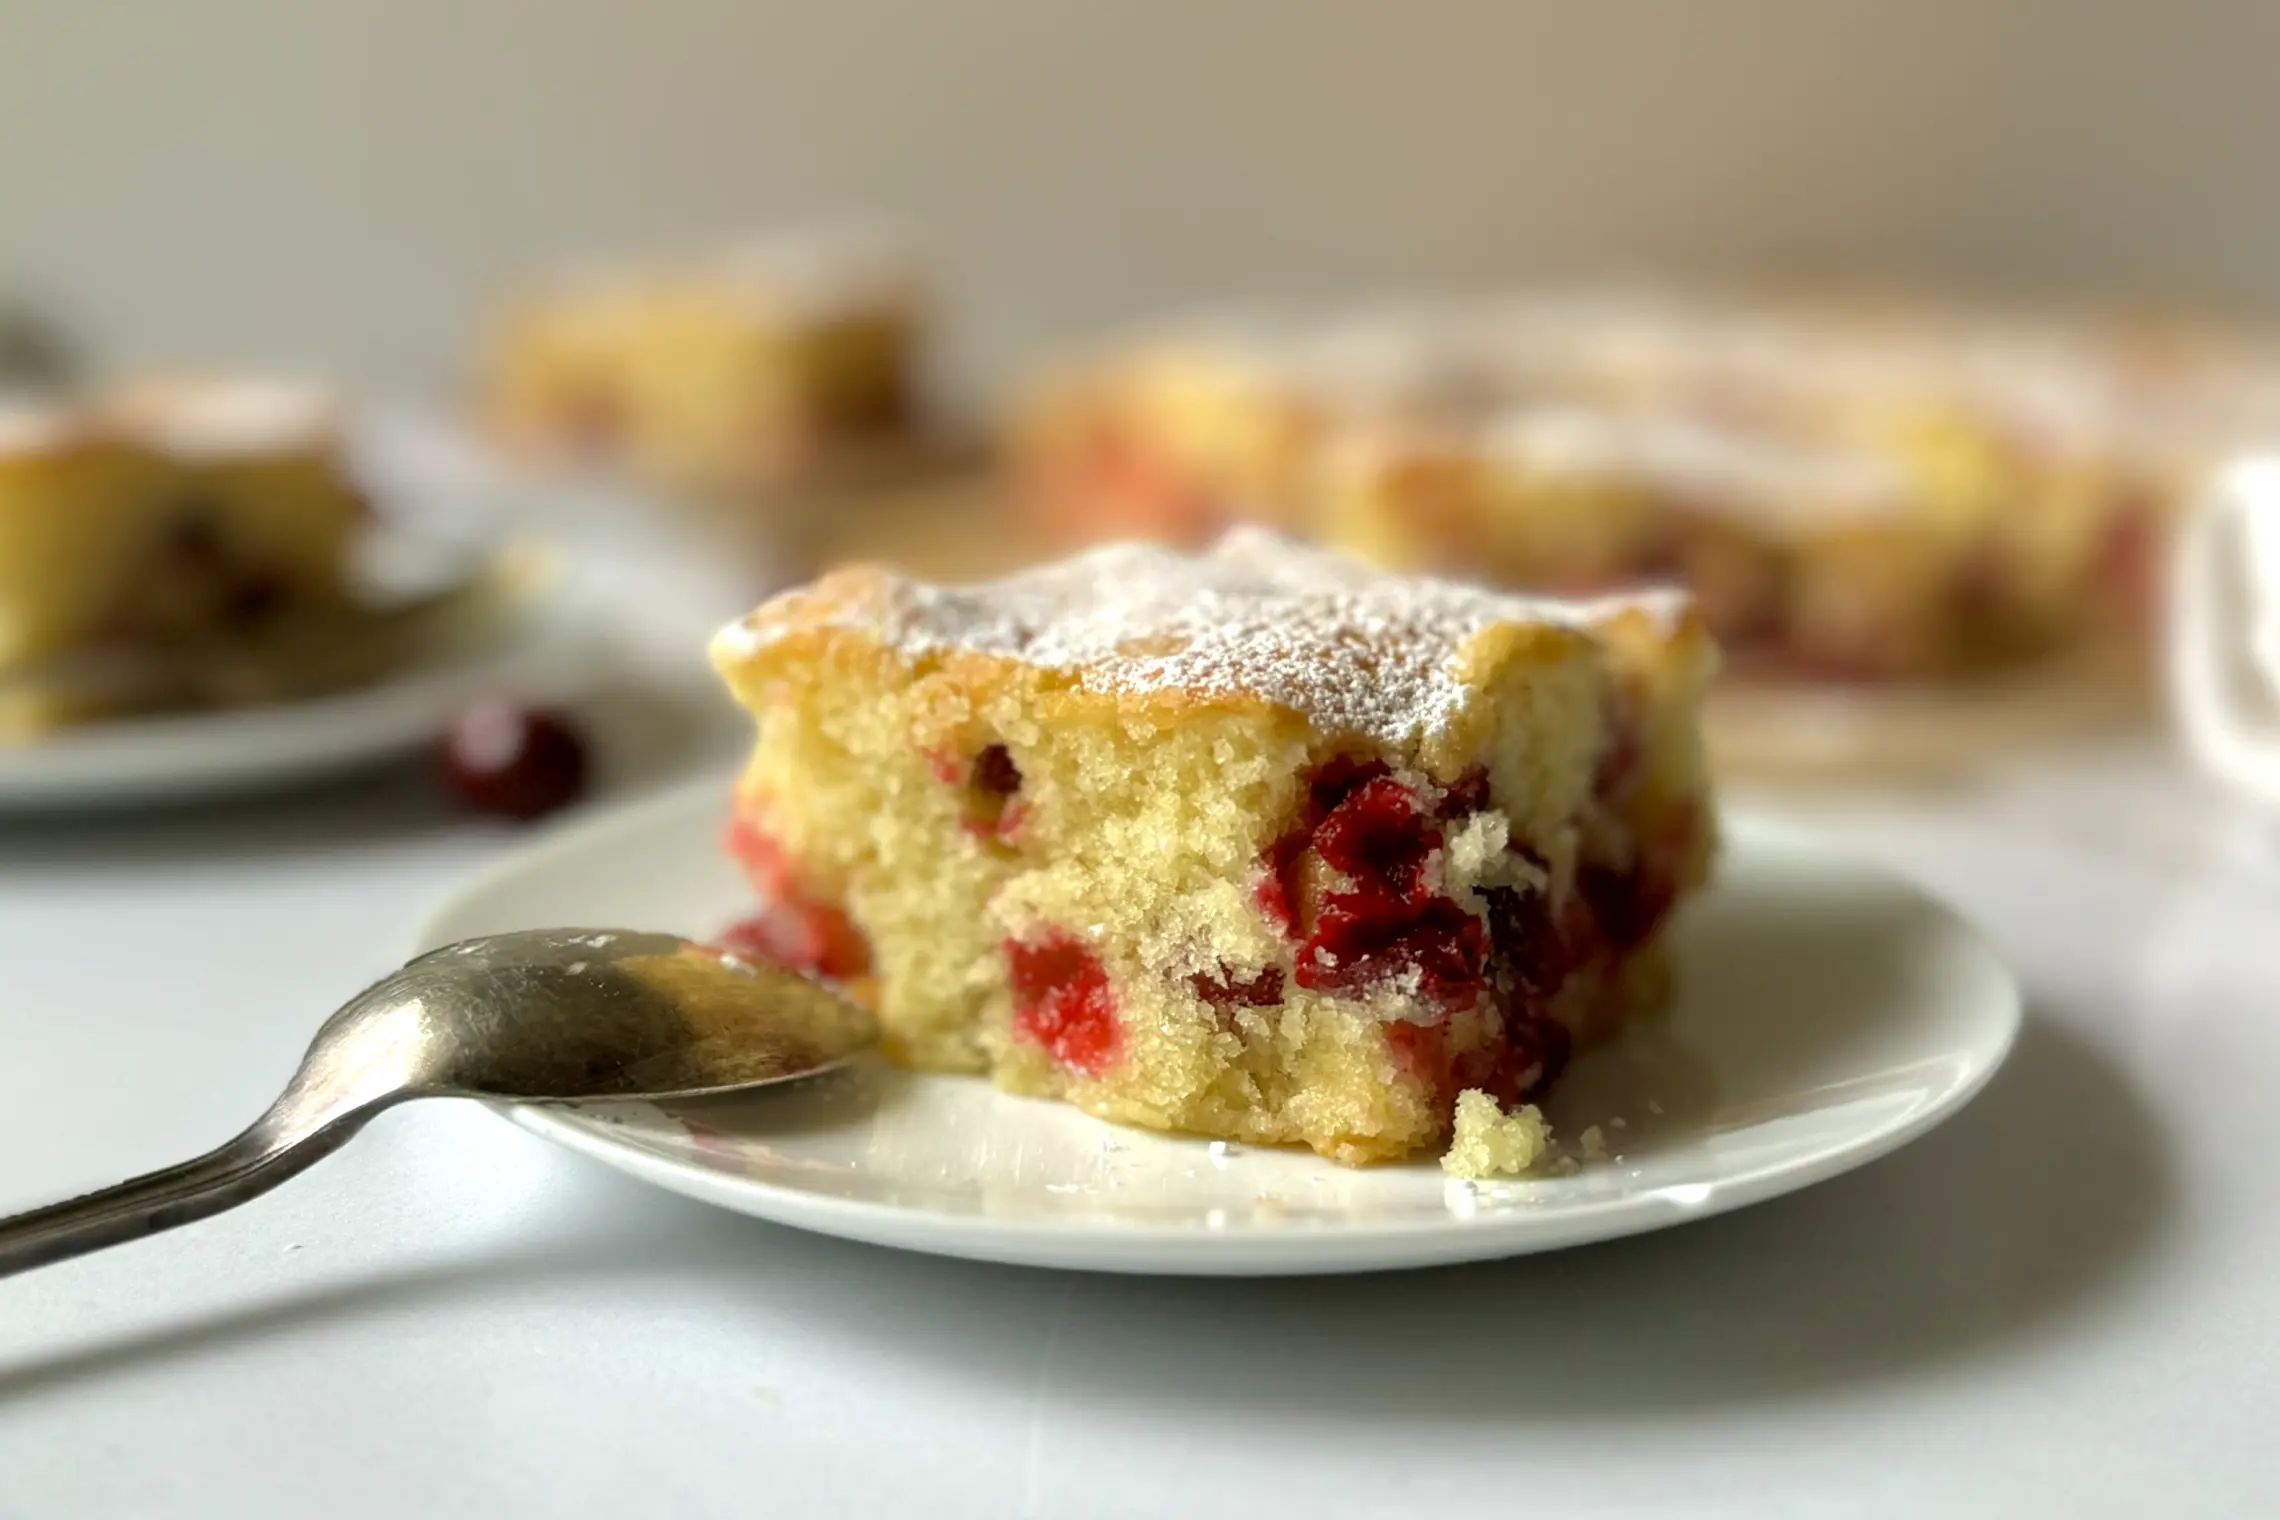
0 551 586 810
417 778 2022 1275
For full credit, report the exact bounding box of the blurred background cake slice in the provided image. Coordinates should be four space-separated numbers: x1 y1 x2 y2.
1007 290 2280 685
2 379 363 667
0 377 372 734
482 229 926 497
0 402 173 673
99 375 366 637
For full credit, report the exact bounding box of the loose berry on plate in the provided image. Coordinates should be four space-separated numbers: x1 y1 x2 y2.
437 700 589 821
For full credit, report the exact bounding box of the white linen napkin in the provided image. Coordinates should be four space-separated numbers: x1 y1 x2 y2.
2169 456 2280 808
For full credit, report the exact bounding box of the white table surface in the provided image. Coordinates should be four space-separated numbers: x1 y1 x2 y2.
2 723 2276 1518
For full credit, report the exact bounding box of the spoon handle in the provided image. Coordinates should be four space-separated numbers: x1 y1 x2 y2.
0 1112 370 1277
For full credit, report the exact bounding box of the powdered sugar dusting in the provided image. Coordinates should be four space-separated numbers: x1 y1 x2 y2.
0 401 80 458
534 227 913 322
712 225 915 316
1479 406 1913 524
1102 288 2280 531
717 529 1687 745
104 377 335 458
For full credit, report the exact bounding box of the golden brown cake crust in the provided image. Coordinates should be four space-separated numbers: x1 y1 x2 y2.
715 529 1697 754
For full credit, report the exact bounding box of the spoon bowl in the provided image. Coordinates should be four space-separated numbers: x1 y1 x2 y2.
331 928 876 1103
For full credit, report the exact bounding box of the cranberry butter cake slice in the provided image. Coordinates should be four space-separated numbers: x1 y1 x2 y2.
710 530 1716 1166
482 231 922 494
1 380 366 734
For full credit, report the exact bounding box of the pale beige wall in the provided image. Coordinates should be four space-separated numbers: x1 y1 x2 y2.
3 1 2277 391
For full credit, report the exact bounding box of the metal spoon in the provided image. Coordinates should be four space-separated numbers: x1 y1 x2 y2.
0 928 876 1276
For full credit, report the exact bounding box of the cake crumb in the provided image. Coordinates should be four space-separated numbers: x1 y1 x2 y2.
1578 1123 1609 1159
1440 1089 1552 1178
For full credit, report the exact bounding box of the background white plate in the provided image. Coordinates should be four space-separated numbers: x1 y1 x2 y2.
0 572 586 812
415 781 2021 1275
0 415 597 813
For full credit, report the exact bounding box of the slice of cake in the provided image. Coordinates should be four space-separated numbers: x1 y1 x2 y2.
98 377 366 637
483 231 923 495
2 379 361 667
0 379 366 734
1317 411 1980 678
0 403 172 673
710 529 1716 1164
1010 290 2275 682
1012 333 1326 546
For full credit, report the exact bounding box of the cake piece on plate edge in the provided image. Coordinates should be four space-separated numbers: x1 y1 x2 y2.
0 379 368 736
709 528 1716 1166
480 229 926 497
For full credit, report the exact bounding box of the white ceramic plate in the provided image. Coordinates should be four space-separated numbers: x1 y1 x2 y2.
415 781 2019 1275
0 565 587 812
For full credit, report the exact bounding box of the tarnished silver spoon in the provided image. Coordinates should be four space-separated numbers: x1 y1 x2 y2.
0 928 876 1276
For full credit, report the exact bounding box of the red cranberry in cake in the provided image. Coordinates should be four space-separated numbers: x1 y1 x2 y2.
718 901 870 981
1482 879 1568 1000
971 743 1021 797
711 528 1716 1165
1299 895 1487 1009
1439 766 1493 817
924 743 1029 841
1291 773 1495 1010
1005 931 1122 1075
725 813 796 898
1310 775 1440 903
959 743 1027 841
1189 964 1285 1018
720 811 872 979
